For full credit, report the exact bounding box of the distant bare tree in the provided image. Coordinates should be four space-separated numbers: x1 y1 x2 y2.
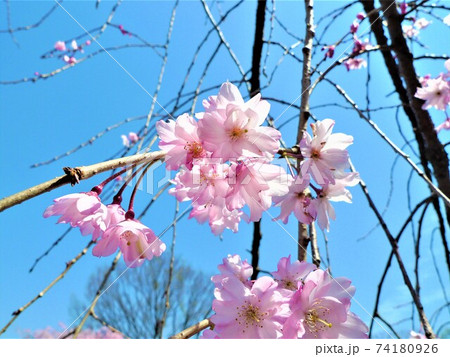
71 255 213 339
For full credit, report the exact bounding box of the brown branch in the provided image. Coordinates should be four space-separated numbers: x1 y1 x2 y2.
169 318 212 339
361 0 450 275
380 0 450 226
352 160 435 338
0 241 94 336
0 151 165 212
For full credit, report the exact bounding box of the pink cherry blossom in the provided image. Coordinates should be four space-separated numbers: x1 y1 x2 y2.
415 76 450 111
169 161 230 206
128 132 139 143
189 197 243 236
273 174 317 224
403 25 418 38
314 172 360 231
344 57 367 71
282 269 368 339
54 41 66 51
198 82 280 161
226 160 289 222
43 192 107 239
350 21 359 34
156 114 207 170
414 18 431 30
63 55 77 64
201 329 220 339
356 12 365 20
211 254 253 288
436 118 450 133
399 1 408 14
93 219 165 268
352 37 372 53
85 40 91 46
211 276 290 338
322 45 335 59
272 255 316 292
300 119 353 185
419 74 431 86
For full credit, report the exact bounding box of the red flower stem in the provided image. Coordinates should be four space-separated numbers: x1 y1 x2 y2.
127 162 154 215
91 167 131 194
112 164 147 205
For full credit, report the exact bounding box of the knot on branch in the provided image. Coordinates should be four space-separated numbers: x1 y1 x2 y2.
63 167 82 186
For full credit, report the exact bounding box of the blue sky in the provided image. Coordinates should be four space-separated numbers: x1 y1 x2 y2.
0 0 449 338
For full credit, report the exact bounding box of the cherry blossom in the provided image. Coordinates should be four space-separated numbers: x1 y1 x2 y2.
322 45 335 59
198 82 280 161
169 161 230 206
350 21 359 34
189 197 243 236
300 119 353 185
63 55 77 65
414 18 431 30
356 12 365 20
399 1 408 15
211 276 290 338
344 58 367 71
156 114 207 170
410 330 427 339
444 14 450 26
271 255 316 292
314 172 360 231
43 191 107 239
273 174 317 224
128 132 139 143
282 269 368 339
226 160 289 222
415 76 450 111
71 40 78 51
211 254 253 288
121 134 130 147
93 219 166 268
403 25 418 38
54 41 66 51
436 118 450 133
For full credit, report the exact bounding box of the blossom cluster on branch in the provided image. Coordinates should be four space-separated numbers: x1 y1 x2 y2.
202 254 368 339
415 59 450 133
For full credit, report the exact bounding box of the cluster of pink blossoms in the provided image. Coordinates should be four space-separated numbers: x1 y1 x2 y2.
402 16 431 39
415 59 450 133
202 254 368 339
157 83 358 233
121 131 139 147
157 82 288 235
53 39 91 65
44 184 166 268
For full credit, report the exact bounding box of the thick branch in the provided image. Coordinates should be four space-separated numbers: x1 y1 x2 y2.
169 318 212 339
380 0 450 225
0 151 165 212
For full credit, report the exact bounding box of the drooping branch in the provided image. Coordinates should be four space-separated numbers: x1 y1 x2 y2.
352 160 435 339
0 151 165 212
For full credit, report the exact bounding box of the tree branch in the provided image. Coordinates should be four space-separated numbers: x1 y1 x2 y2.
0 151 165 212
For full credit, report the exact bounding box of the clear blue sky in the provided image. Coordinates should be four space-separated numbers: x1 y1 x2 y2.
0 0 449 338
